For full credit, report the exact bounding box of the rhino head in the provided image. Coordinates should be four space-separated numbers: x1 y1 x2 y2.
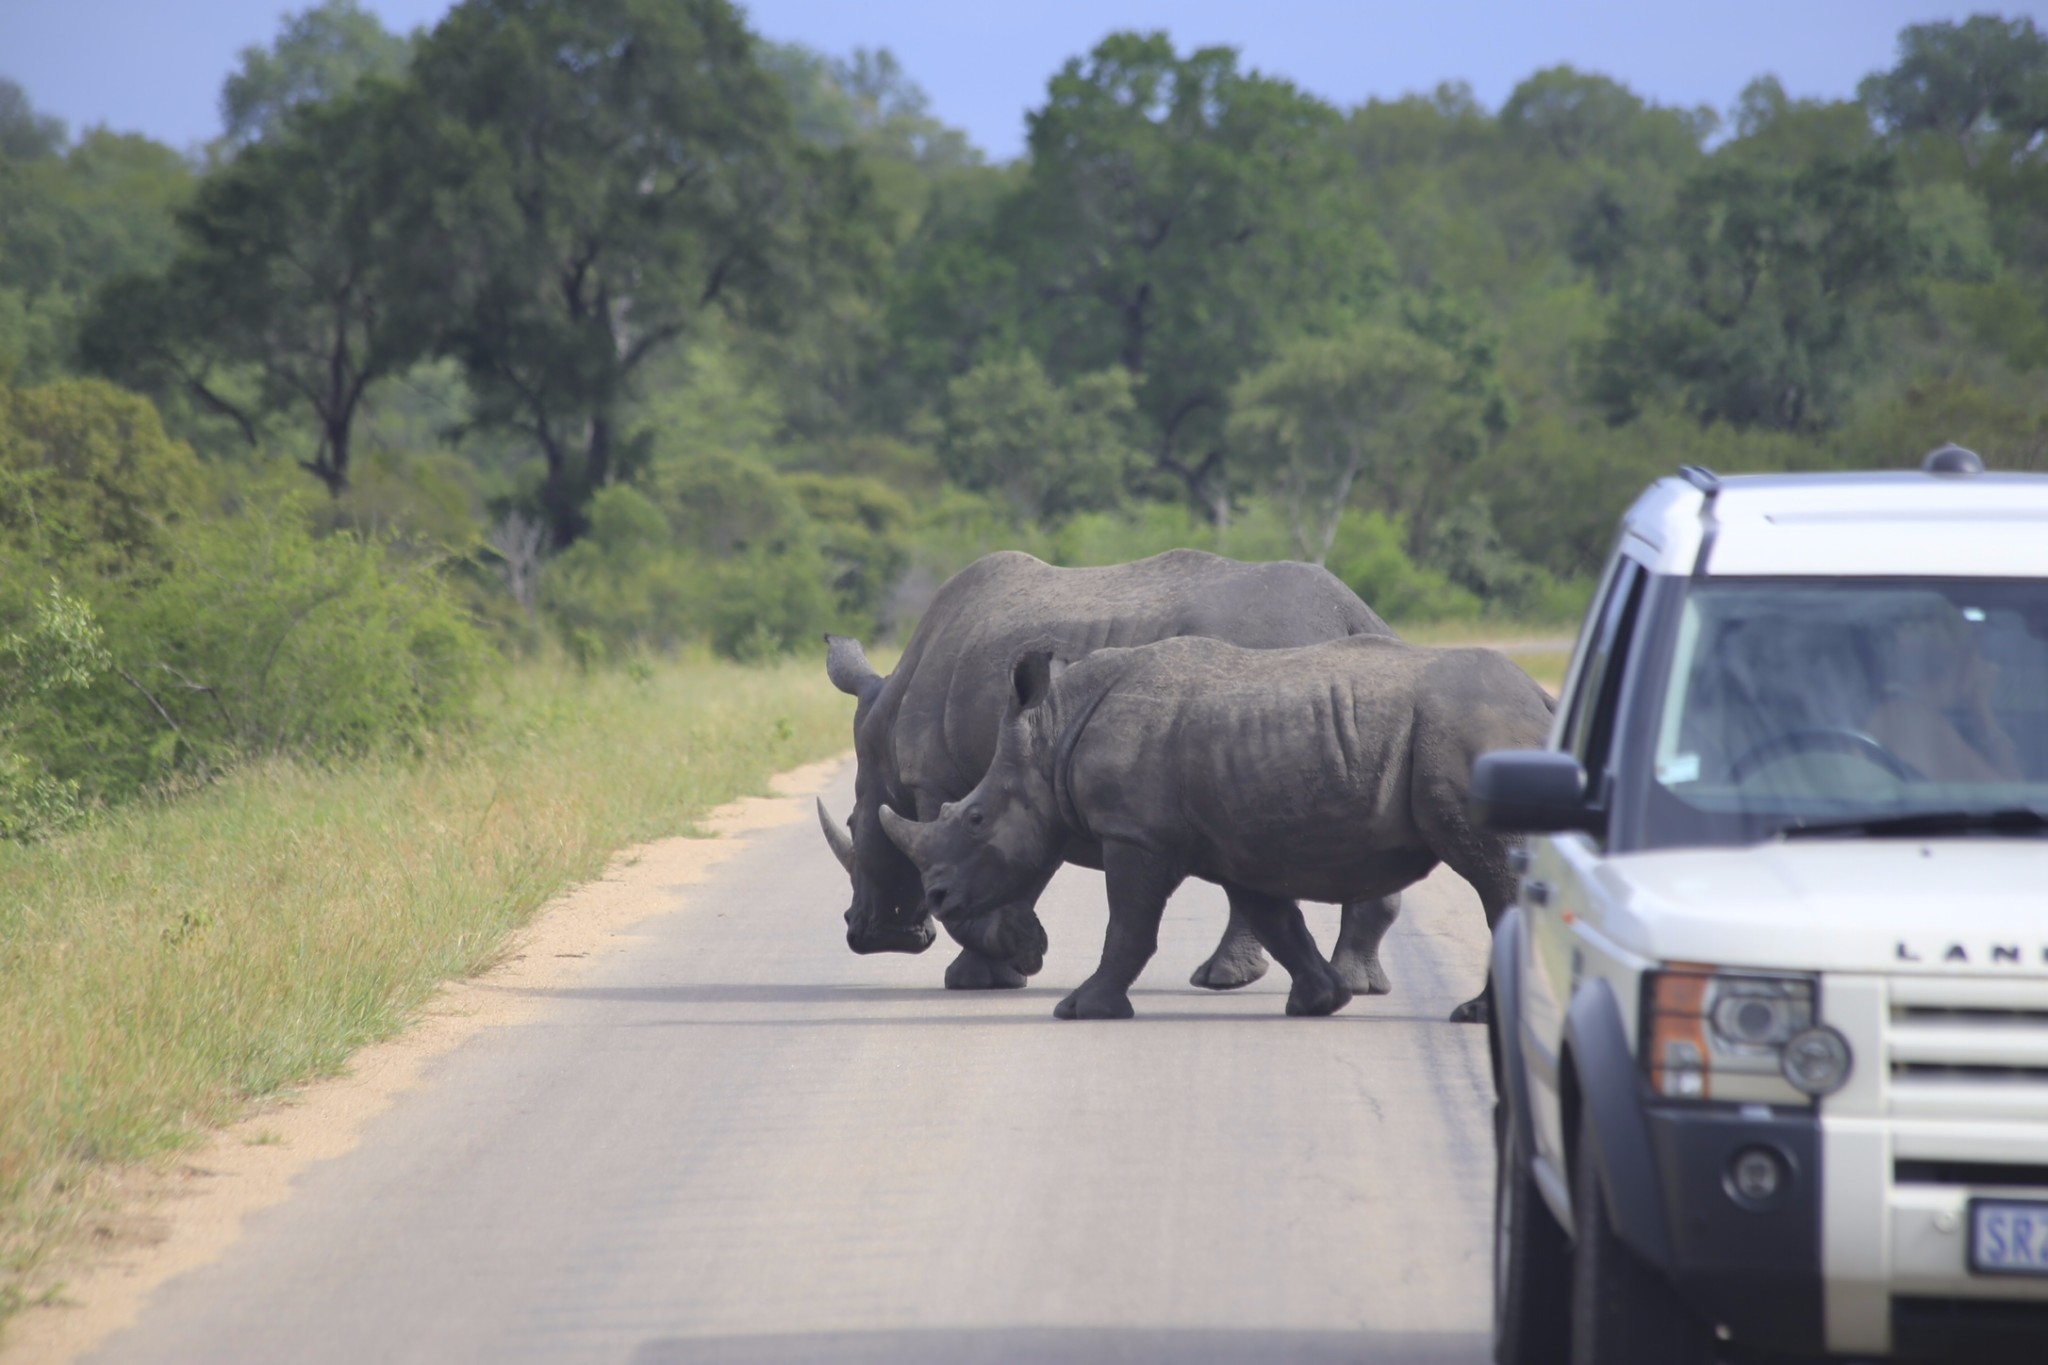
820 635 938 957
877 650 1068 926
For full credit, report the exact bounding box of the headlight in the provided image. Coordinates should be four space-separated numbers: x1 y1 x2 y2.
1644 969 1840 1104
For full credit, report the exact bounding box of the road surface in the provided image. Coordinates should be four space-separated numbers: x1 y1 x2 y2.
88 760 1497 1365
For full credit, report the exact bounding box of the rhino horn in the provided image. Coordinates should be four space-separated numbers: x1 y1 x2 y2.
817 798 856 874
877 806 932 865
824 635 883 700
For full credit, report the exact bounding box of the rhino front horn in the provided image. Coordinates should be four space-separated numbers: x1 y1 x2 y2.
877 806 931 864
817 798 856 874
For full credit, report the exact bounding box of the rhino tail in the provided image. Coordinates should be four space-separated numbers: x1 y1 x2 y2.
824 635 883 700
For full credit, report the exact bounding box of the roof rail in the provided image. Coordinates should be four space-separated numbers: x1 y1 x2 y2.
1678 465 1720 498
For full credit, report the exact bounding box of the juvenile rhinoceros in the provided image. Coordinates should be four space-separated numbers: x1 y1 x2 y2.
822 549 1406 993
877 634 1555 1022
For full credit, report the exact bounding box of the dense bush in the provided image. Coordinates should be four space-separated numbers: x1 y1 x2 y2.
0 378 490 824
539 450 877 662
0 581 108 835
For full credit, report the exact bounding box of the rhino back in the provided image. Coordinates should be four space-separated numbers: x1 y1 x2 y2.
876 551 1388 802
1059 637 1543 903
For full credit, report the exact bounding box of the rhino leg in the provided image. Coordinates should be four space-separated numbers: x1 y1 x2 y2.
1329 894 1402 996
943 947 1027 990
1055 843 1183 1021
1412 768 1515 1025
939 899 1048 990
1187 904 1270 990
1222 885 1353 1018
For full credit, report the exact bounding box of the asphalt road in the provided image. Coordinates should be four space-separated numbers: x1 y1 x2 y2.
89 761 1497 1365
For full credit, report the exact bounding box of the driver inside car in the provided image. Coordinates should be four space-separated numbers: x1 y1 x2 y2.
1862 602 2022 783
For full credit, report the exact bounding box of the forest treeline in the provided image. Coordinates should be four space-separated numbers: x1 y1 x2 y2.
2 0 2047 833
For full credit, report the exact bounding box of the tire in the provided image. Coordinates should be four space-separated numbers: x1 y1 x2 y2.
1494 1099 1572 1365
1569 1107 1716 1365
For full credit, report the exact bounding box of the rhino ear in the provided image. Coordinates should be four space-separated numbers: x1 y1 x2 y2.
825 635 884 701
1009 650 1062 711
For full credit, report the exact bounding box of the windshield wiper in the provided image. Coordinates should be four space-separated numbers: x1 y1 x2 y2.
1780 807 2048 840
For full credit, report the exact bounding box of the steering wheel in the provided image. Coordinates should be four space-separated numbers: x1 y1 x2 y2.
1727 727 1922 783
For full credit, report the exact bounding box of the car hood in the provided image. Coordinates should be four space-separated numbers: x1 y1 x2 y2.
1592 839 2048 975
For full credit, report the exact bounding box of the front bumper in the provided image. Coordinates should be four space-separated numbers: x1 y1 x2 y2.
1824 1115 2048 1362
1641 1104 1826 1357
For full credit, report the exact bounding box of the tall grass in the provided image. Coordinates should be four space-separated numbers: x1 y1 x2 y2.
0 653 851 1325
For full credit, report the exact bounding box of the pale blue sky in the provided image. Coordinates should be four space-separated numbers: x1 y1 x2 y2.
2 1 2042 158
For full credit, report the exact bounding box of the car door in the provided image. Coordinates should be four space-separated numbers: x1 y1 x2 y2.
1522 552 1650 1181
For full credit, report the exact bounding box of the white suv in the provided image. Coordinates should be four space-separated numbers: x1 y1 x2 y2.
1473 449 2048 1364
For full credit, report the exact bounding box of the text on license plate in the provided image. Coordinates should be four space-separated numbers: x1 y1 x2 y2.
1971 1200 2048 1275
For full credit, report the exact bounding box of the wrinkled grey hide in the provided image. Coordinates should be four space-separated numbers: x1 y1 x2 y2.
880 635 1555 1022
824 549 1404 992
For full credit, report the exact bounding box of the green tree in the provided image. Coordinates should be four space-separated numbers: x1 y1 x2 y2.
933 353 1141 523
1590 152 1915 430
988 32 1389 522
1500 66 1715 164
0 111 194 383
411 0 881 546
0 78 65 162
1859 15 2048 169
82 84 434 492
1228 323 1478 565
219 0 413 147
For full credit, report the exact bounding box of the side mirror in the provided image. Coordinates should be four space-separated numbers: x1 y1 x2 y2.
1469 750 1602 835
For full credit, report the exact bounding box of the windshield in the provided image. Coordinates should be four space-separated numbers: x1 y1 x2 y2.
1642 579 2048 847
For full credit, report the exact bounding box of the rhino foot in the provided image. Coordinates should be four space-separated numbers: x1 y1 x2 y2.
1188 946 1269 991
1053 986 1135 1020
1331 953 1393 997
1285 971 1354 1018
944 949 1029 991
1448 993 1490 1025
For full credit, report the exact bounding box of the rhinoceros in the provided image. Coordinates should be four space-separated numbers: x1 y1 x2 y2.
821 548 1407 994
876 633 1556 1022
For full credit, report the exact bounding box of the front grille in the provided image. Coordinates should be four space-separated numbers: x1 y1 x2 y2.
1899 1006 2048 1026
1894 1063 2048 1082
1895 1158 2048 1189
1886 979 2048 1120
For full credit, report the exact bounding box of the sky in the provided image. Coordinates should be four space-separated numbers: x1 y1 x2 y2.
3 0 2045 159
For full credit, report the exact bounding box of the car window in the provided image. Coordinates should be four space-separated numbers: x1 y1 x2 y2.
1567 559 1647 798
1643 578 2048 847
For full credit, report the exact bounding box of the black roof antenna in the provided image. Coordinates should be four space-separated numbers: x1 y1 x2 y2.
1922 443 1984 476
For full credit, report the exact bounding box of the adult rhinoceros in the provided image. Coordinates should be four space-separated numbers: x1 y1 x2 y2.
820 549 1404 993
877 634 1555 1022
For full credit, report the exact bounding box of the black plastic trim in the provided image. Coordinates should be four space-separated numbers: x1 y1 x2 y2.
1893 1295 2048 1363
1489 907 1529 1126
1644 1106 1824 1355
1564 978 1673 1265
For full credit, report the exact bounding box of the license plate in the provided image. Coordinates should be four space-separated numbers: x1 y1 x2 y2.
1970 1199 2048 1276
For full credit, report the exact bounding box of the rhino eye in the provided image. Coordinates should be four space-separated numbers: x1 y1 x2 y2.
968 807 985 828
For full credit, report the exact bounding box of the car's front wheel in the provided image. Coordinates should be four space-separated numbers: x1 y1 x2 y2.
1494 1099 1571 1365
1569 1108 1716 1365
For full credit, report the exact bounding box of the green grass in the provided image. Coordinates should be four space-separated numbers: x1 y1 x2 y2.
0 653 852 1330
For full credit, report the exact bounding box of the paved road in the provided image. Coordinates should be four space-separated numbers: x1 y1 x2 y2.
90 762 1496 1365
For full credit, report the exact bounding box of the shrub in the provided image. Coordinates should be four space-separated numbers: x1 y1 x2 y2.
0 376 203 571
25 503 490 803
0 579 109 836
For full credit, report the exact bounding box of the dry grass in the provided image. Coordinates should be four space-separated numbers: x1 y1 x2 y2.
0 653 851 1329
1388 621 1576 692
